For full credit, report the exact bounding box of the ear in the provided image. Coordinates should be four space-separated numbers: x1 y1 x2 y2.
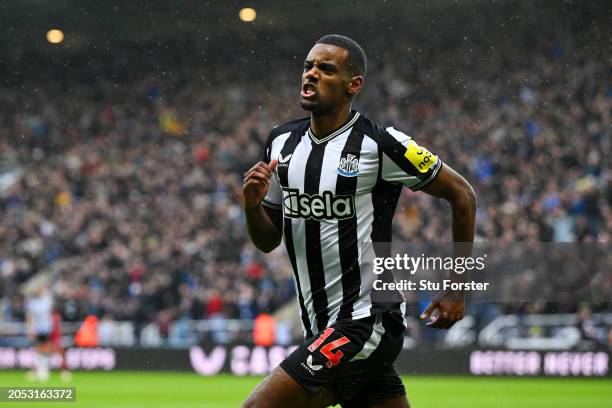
347 76 363 96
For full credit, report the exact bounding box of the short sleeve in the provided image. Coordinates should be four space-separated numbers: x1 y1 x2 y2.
262 175 282 210
380 127 442 191
261 131 282 210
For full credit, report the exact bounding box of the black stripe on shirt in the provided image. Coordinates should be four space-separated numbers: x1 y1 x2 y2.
303 142 329 332
336 130 365 320
277 130 313 337
369 141 404 315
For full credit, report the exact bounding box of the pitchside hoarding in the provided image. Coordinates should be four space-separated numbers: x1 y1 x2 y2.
0 346 609 377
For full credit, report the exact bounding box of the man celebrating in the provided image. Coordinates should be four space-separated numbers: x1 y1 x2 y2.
243 34 476 408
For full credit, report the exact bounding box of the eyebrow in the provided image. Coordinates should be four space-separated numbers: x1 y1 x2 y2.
304 59 339 71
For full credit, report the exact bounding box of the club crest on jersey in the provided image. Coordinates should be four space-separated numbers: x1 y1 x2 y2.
337 153 359 177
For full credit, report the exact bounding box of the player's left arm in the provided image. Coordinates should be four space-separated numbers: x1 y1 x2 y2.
378 128 476 329
420 163 476 329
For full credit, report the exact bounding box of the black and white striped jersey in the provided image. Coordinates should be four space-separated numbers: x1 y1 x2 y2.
261 111 442 337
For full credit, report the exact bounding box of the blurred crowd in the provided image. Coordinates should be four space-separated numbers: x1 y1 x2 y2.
0 2 610 345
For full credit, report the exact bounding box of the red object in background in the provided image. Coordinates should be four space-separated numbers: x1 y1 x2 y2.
193 144 210 163
74 315 99 347
50 311 62 344
129 263 146 282
206 294 224 316
246 262 263 280
253 313 276 346
51 311 69 371
102 104 115 125
157 312 171 338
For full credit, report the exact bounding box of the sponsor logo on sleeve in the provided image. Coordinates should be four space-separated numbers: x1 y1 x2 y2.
404 140 438 173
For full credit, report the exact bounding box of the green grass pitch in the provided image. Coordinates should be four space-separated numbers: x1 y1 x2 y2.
1 371 610 408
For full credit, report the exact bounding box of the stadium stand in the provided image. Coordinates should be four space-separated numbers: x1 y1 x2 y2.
0 0 610 348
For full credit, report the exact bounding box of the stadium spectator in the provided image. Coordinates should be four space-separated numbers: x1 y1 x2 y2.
0 2 609 345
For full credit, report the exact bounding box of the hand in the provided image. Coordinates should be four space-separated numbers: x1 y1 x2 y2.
419 291 465 329
243 160 277 210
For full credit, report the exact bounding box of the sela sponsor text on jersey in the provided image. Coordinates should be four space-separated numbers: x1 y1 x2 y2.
282 188 355 220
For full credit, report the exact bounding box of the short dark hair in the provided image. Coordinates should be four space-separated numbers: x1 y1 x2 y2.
316 34 367 77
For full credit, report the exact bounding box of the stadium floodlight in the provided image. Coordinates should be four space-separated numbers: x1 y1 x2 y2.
46 29 64 44
239 7 256 22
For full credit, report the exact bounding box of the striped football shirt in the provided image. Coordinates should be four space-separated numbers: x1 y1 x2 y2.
262 111 442 337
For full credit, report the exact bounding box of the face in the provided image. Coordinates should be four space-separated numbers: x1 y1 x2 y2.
300 43 362 114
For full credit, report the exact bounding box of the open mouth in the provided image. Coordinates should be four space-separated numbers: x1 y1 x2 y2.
301 83 317 98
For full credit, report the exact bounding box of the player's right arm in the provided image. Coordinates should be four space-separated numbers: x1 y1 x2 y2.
243 159 283 253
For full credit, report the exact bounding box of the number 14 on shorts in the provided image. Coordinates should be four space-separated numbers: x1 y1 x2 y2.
307 328 351 368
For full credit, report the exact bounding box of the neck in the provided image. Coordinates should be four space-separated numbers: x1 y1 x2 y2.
309 104 352 140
